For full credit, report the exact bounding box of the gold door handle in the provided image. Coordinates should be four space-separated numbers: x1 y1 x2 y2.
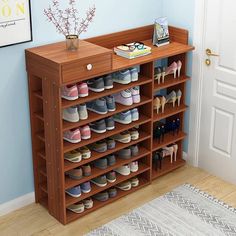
206 48 220 57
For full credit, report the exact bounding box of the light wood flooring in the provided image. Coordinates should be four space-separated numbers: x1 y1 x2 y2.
1 165 236 236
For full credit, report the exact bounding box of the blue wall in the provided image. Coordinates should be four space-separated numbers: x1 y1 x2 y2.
0 0 163 204
162 0 195 151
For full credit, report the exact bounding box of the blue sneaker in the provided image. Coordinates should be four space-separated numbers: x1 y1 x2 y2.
65 185 81 198
105 95 116 112
81 182 91 193
131 108 139 121
87 98 108 115
114 110 132 124
113 70 131 84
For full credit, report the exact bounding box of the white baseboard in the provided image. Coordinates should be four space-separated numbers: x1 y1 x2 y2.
183 151 188 161
0 192 35 217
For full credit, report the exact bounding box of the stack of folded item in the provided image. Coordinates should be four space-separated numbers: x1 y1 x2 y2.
114 42 151 59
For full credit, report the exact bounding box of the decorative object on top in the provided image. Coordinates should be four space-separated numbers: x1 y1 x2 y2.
44 0 96 51
153 17 170 47
114 42 151 59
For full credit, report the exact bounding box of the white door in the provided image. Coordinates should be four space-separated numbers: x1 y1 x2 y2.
199 0 236 184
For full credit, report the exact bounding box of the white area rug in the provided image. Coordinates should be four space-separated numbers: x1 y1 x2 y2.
86 184 236 236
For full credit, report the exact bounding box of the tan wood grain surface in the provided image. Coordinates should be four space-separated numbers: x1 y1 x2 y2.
1 166 236 236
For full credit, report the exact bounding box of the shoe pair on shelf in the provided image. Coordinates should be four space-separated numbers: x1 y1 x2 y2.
63 125 91 143
93 188 118 202
154 60 182 84
93 155 116 169
91 171 117 187
89 139 116 153
153 118 181 142
90 117 115 134
87 74 113 92
66 164 91 180
66 181 91 198
61 83 89 101
113 67 139 84
116 177 139 191
113 108 139 124
111 128 139 144
67 198 93 214
153 143 178 170
63 104 88 123
114 87 140 106
115 144 139 160
153 90 182 114
114 161 139 176
64 146 91 163
87 95 116 115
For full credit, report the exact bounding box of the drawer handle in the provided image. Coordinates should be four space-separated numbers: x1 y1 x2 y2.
87 64 93 71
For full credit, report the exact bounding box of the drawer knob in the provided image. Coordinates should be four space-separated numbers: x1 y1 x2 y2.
87 64 93 71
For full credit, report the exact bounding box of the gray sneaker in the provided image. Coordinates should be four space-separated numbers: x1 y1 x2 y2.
94 158 108 170
131 108 139 122
90 119 106 133
107 154 116 166
91 175 107 187
130 67 139 82
116 148 132 159
131 145 139 156
104 74 113 89
114 110 132 124
77 104 88 120
106 138 116 150
87 98 108 115
90 141 107 153
87 77 104 92
93 192 109 202
113 70 131 84
63 106 79 123
105 117 115 131
105 95 116 112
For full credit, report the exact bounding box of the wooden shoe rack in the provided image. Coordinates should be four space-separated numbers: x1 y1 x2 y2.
25 25 194 224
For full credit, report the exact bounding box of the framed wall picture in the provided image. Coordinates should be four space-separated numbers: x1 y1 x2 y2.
0 0 32 48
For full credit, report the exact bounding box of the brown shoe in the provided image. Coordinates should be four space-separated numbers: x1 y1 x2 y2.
82 164 91 177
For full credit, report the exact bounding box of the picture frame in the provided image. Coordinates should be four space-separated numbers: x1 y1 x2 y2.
153 17 170 47
0 0 33 48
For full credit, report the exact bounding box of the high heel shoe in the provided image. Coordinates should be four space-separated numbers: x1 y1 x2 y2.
154 96 166 114
176 90 182 107
162 146 174 163
154 67 162 84
161 67 165 83
165 62 178 79
172 144 178 162
166 91 177 107
177 60 182 78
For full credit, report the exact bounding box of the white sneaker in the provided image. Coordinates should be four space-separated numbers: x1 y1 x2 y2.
63 106 79 123
129 161 139 172
114 165 131 176
78 104 88 120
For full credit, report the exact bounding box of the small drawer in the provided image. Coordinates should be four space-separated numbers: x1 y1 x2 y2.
62 53 112 83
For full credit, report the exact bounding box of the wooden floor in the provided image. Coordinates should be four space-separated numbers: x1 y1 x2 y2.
1 165 236 236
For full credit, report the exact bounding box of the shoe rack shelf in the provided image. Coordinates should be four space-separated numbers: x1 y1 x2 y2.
25 25 194 224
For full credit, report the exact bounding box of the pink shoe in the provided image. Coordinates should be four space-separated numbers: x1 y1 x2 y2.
114 90 133 106
63 129 81 143
80 125 91 140
77 83 89 98
61 85 78 101
131 86 140 104
165 62 178 79
177 60 182 77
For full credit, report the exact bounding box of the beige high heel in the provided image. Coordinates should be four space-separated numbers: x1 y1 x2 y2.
176 90 182 107
154 68 162 84
154 96 166 114
172 144 178 162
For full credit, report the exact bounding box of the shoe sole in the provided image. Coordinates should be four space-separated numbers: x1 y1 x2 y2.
131 135 139 141
105 85 113 89
117 185 132 191
91 180 107 187
116 101 133 106
90 128 106 134
108 108 116 112
114 118 132 125
80 116 88 120
63 117 80 123
116 137 131 143
64 157 82 163
82 154 91 159
106 126 115 131
87 107 108 115
81 135 91 140
65 191 82 198
115 170 130 176
113 79 131 84
61 95 78 101
81 189 91 193
131 182 139 187
63 137 81 143
79 93 89 98
130 168 138 172
88 87 105 92
107 179 117 183
67 208 85 214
